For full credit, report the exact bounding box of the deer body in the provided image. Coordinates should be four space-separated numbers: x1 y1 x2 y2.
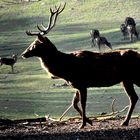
41 50 128 87
21 3 139 128
0 54 17 73
120 17 139 42
22 36 139 128
90 29 112 51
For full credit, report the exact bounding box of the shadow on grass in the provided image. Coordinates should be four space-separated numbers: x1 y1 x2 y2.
1 15 140 52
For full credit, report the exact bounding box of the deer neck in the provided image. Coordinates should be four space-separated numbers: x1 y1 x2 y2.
39 48 63 77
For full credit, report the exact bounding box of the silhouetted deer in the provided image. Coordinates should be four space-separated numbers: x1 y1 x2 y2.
0 54 17 73
120 23 127 40
90 29 112 52
127 24 139 42
120 17 138 42
21 3 139 128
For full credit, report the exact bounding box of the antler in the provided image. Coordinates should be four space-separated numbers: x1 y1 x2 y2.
26 2 66 36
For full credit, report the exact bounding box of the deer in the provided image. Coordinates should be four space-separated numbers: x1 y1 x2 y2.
120 23 128 40
21 3 139 129
127 24 139 42
120 17 139 42
90 29 112 52
0 54 17 73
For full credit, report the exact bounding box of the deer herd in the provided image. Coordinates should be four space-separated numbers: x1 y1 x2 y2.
1 3 140 128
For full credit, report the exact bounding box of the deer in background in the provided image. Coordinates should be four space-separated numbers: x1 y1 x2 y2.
120 17 139 42
120 23 128 40
90 29 112 52
0 54 17 73
22 3 139 129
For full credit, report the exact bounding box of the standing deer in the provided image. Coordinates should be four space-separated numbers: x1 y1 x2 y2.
22 3 139 128
120 17 139 42
120 23 127 40
90 29 112 52
0 54 17 73
127 24 139 42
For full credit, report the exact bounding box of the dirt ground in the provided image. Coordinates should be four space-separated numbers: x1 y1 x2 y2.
0 117 140 140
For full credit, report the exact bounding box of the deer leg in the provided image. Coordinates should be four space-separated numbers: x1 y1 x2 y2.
72 90 92 128
79 88 87 128
91 38 95 48
72 91 82 116
121 81 138 126
97 43 101 52
135 30 139 39
77 88 92 128
11 65 14 73
105 41 112 50
129 32 133 42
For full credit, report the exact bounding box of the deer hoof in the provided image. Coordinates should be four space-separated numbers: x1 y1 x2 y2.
121 121 129 126
86 118 92 126
79 124 85 129
79 121 86 129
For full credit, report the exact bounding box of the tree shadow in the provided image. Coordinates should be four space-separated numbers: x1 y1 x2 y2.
1 15 140 55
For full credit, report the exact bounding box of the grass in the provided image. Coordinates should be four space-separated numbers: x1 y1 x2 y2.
0 0 140 120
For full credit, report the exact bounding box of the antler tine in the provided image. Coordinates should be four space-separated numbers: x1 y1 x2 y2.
36 8 55 35
55 4 61 13
58 2 66 14
41 23 48 30
37 23 46 32
30 3 66 36
44 2 66 34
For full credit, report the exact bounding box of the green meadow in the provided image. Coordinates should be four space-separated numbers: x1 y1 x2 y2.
0 0 140 120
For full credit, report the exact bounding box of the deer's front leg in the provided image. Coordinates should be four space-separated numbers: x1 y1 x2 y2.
91 38 95 48
77 88 92 128
96 41 101 52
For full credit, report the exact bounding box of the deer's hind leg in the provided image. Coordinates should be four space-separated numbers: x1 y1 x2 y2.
121 81 138 126
11 65 14 73
72 90 92 128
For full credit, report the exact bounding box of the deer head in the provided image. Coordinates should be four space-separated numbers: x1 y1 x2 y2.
22 3 66 58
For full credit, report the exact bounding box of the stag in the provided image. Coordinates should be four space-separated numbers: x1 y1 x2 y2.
21 3 139 128
90 29 112 52
0 54 17 73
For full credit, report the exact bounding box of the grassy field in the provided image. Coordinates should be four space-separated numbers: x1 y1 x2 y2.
0 0 140 120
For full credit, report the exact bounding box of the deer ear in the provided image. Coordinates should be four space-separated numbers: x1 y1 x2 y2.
37 34 45 42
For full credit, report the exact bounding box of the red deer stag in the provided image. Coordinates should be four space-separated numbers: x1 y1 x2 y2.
0 54 17 73
21 3 139 128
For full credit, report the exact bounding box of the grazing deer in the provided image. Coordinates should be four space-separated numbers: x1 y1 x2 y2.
21 3 139 129
0 54 17 73
90 29 112 52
